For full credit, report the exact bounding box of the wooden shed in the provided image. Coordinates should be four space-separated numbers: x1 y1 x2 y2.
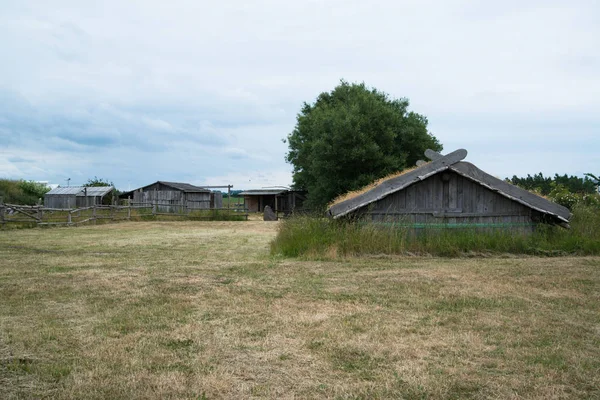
44 186 113 209
120 181 217 212
240 189 307 214
327 149 571 231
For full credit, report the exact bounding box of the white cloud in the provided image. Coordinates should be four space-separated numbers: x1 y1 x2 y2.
0 0 598 191
197 169 293 191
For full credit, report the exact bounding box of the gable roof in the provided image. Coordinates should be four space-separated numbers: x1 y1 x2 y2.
157 181 211 192
46 186 113 197
327 149 571 225
120 181 211 197
239 189 287 196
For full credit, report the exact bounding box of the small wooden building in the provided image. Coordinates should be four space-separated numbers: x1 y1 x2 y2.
120 181 221 212
327 149 571 231
240 189 307 214
44 186 114 209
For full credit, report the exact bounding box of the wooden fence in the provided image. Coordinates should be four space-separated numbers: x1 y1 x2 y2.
0 202 248 227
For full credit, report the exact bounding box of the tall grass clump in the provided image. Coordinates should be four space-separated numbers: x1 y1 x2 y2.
271 205 600 258
269 216 337 257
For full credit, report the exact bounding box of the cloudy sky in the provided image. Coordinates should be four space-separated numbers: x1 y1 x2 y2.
1 0 598 191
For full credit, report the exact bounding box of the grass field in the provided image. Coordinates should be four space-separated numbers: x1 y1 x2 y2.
1 221 599 399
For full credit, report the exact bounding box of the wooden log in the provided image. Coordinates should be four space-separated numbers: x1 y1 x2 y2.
12 207 41 221
4 203 39 209
228 185 231 209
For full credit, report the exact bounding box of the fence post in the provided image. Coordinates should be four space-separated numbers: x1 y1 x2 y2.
67 211 72 225
38 206 43 225
227 185 231 209
153 188 158 215
127 197 131 220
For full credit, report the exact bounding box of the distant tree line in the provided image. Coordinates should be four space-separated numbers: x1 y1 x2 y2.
223 190 243 198
508 173 599 210
507 173 597 195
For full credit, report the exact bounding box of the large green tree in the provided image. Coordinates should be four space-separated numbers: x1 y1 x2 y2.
285 81 442 209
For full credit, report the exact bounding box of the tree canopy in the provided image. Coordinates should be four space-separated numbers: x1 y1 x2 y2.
585 173 600 191
285 81 442 209
83 177 115 188
84 176 117 205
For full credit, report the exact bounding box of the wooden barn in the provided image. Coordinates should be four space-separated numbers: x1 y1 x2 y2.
240 189 307 214
44 186 114 209
327 149 571 231
120 181 222 211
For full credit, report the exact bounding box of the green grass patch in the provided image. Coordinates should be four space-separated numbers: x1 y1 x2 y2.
271 205 600 258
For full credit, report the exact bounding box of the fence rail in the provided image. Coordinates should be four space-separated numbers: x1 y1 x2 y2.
0 202 248 227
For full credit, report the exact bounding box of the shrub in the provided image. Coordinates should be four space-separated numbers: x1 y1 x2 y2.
0 179 50 205
548 184 600 211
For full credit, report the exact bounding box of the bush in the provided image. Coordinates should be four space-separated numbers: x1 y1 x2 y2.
0 179 50 205
548 184 600 211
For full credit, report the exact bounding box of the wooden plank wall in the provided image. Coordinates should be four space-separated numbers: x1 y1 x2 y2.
365 171 539 230
211 192 223 209
44 195 77 209
245 197 260 212
76 196 103 208
132 190 211 212
186 192 210 210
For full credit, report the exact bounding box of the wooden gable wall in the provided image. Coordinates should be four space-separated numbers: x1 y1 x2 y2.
362 170 542 229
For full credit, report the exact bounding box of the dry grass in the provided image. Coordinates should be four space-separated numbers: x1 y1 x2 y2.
329 166 424 208
1 221 599 399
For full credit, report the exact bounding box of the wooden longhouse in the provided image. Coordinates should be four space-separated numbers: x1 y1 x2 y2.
327 149 571 231
120 181 222 211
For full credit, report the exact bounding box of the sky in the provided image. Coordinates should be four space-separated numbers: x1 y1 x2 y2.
0 0 598 191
